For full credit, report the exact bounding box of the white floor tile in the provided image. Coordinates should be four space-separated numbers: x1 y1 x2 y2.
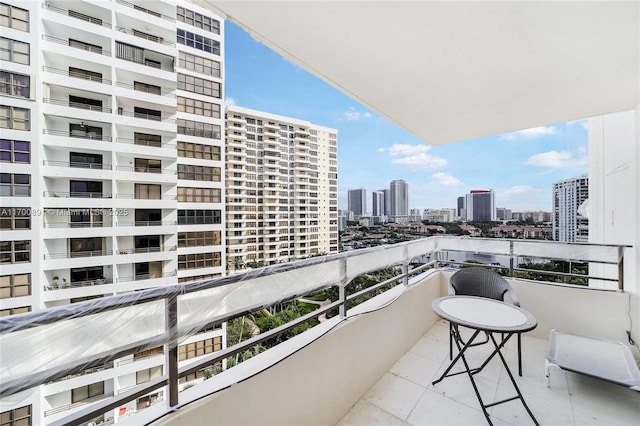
389 352 442 387
363 372 425 421
335 399 403 426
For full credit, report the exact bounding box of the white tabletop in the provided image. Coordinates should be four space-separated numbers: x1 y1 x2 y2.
432 296 537 332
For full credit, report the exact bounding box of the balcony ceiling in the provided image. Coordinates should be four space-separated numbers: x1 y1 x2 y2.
199 0 639 145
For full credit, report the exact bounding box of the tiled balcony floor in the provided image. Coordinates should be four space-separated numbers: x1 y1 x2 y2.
337 320 640 425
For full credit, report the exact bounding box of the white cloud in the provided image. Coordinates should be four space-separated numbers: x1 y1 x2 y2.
501 185 541 196
342 107 372 122
567 119 589 130
432 172 463 187
225 97 236 107
499 126 558 141
377 148 386 153
387 143 447 170
525 150 588 168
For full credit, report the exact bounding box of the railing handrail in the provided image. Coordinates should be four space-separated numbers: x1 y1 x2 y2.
42 66 112 85
117 110 175 123
42 3 111 28
44 250 112 260
115 165 176 174
115 0 176 22
115 193 177 200
43 98 112 113
114 81 175 97
43 128 113 141
43 160 112 170
0 236 628 424
114 26 176 46
43 191 112 198
42 34 111 56
116 270 177 283
115 53 174 72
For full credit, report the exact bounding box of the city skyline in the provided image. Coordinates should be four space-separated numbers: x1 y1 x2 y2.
225 22 589 213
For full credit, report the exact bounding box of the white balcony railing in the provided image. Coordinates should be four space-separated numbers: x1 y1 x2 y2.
0 237 628 426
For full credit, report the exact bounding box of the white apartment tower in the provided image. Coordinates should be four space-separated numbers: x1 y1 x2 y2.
225 106 338 267
1 1 225 424
553 174 589 242
389 179 409 221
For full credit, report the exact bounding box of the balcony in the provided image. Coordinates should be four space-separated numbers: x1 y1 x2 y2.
42 3 111 28
42 35 111 57
0 237 636 426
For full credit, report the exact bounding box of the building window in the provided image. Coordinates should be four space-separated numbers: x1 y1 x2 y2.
68 67 102 82
177 141 220 160
178 337 222 361
0 106 30 130
177 164 220 181
0 207 30 229
0 240 29 264
178 51 220 77
70 237 102 257
136 366 163 385
178 231 221 248
69 180 102 198
134 346 163 360
177 118 220 139
0 140 29 163
177 187 220 203
177 209 221 225
176 7 220 34
0 404 31 426
177 273 220 284
0 3 28 32
176 29 219 55
134 132 162 147
135 184 161 200
135 158 162 173
0 305 30 317
70 266 104 284
0 173 30 196
0 273 30 299
0 37 29 64
177 96 220 118
133 81 161 95
0 72 29 98
71 382 104 403
178 252 221 270
177 73 220 98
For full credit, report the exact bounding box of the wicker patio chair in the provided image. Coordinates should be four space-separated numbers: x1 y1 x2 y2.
448 266 523 376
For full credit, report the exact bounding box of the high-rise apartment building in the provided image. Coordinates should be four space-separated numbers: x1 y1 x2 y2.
382 188 390 216
465 189 496 222
553 175 589 242
496 207 512 221
0 1 225 423
371 190 385 217
225 106 338 266
389 179 409 221
347 188 366 218
457 196 466 219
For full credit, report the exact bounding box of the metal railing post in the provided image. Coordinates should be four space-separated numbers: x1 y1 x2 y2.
402 245 410 286
618 247 624 291
509 240 514 277
339 257 347 319
165 295 179 407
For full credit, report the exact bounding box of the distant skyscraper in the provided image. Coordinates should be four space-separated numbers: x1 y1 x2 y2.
348 188 367 217
457 196 466 219
389 179 409 220
382 189 391 216
372 191 385 216
553 175 589 242
465 190 496 221
496 208 512 220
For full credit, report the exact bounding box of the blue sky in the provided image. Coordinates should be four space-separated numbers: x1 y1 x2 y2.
225 23 589 213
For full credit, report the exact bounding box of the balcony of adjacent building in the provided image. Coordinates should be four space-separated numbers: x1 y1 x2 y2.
114 235 177 264
41 208 114 240
42 84 113 124
114 68 176 108
42 177 114 210
42 116 113 153
112 208 177 234
40 23 112 67
114 40 175 79
114 129 177 159
41 146 113 183
41 1 112 32
114 182 177 210
113 0 177 28
115 262 177 293
42 236 114 274
41 59 113 103
114 154 177 185
114 98 176 132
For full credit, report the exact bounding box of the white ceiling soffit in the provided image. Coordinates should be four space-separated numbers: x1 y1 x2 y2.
200 1 640 146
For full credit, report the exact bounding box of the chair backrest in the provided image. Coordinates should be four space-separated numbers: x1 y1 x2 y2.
449 266 520 306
